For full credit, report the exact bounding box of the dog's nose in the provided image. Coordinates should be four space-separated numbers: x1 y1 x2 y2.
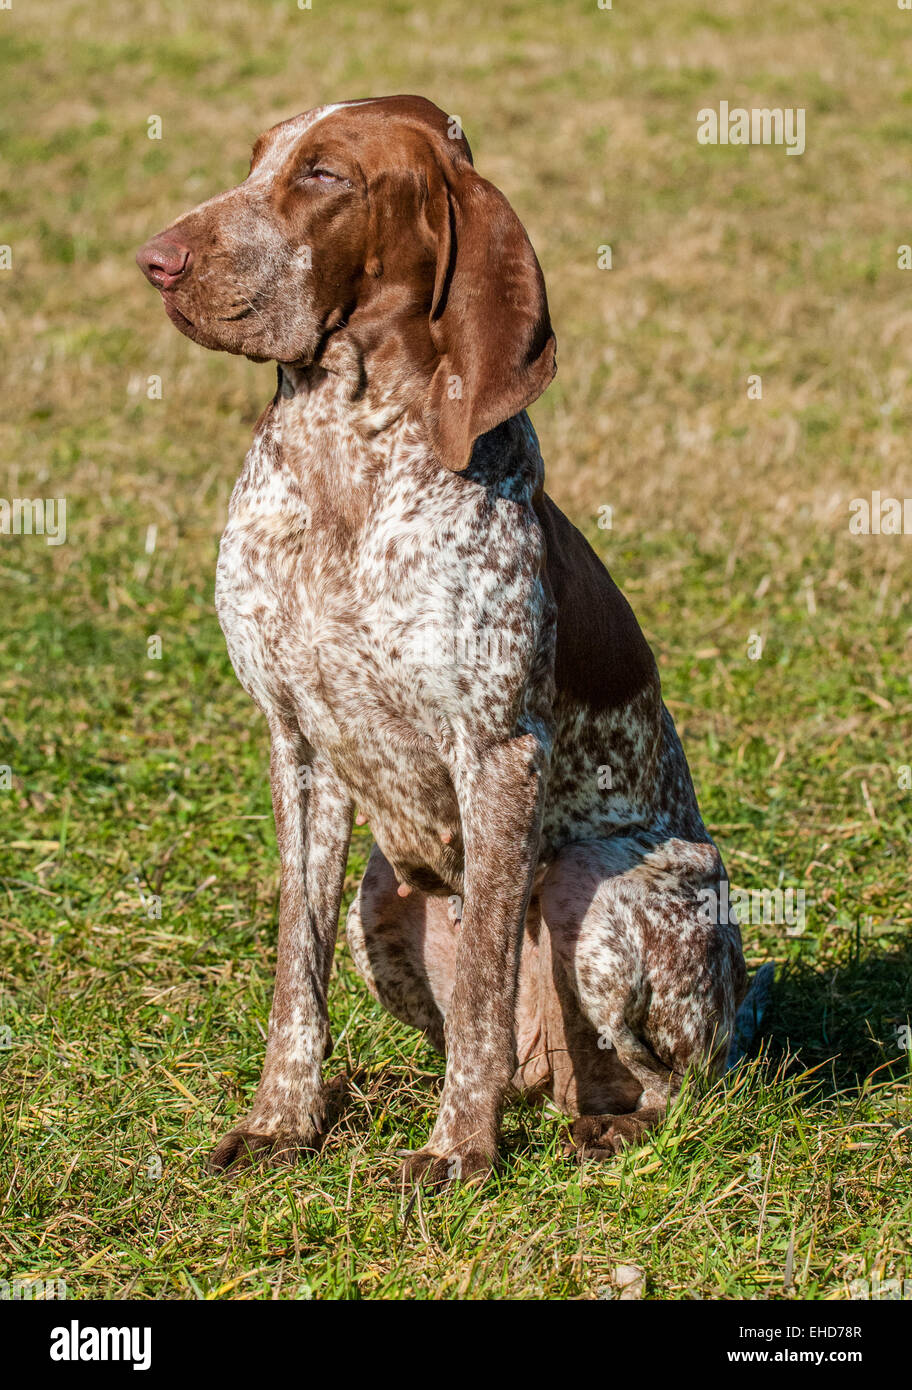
136 236 192 289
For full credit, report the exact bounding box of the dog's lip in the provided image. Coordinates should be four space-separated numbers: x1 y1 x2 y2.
160 292 195 330
157 290 272 360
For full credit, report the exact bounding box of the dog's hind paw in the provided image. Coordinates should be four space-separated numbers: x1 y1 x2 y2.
568 1108 665 1160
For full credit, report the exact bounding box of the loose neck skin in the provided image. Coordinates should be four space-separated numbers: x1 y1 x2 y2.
280 281 439 435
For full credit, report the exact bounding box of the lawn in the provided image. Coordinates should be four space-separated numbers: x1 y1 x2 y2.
1 0 911 1300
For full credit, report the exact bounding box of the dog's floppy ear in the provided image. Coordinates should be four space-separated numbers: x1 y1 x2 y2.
423 165 556 473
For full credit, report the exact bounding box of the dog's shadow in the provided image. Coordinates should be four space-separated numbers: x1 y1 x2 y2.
753 942 912 1093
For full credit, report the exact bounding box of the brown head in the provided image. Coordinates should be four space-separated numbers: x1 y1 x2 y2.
136 96 556 472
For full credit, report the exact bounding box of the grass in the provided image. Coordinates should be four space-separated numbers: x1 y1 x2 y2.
1 0 911 1300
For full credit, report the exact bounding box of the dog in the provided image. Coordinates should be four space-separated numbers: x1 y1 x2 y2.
137 95 759 1183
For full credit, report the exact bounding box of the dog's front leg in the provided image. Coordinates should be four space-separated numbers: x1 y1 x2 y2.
210 720 353 1171
398 733 547 1186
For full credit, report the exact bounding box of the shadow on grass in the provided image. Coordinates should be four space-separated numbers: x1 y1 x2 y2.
759 944 912 1093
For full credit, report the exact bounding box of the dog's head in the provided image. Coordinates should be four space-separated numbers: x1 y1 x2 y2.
136 95 555 471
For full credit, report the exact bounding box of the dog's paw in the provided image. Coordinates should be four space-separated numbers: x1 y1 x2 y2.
568 1111 661 1161
392 1147 494 1189
208 1076 352 1174
208 1112 325 1173
208 1123 322 1173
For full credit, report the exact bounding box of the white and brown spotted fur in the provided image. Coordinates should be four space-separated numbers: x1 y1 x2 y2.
137 96 752 1182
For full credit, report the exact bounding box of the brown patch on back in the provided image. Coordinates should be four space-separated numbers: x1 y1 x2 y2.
533 492 658 712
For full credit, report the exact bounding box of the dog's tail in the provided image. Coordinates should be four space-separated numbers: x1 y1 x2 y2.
725 962 775 1070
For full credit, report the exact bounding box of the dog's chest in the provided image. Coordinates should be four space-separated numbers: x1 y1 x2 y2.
214 400 547 795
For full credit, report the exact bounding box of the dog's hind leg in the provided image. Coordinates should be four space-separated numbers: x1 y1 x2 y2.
540 833 747 1158
346 845 456 1054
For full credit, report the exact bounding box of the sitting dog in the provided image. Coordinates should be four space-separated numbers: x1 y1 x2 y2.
137 95 757 1183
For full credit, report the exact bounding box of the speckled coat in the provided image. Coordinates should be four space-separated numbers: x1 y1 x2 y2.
137 95 748 1181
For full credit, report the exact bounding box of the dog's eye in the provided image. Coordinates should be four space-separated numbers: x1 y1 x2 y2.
304 168 341 184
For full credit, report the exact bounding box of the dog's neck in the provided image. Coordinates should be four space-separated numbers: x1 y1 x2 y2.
247 355 434 540
278 355 417 440
280 297 437 439
262 323 544 527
